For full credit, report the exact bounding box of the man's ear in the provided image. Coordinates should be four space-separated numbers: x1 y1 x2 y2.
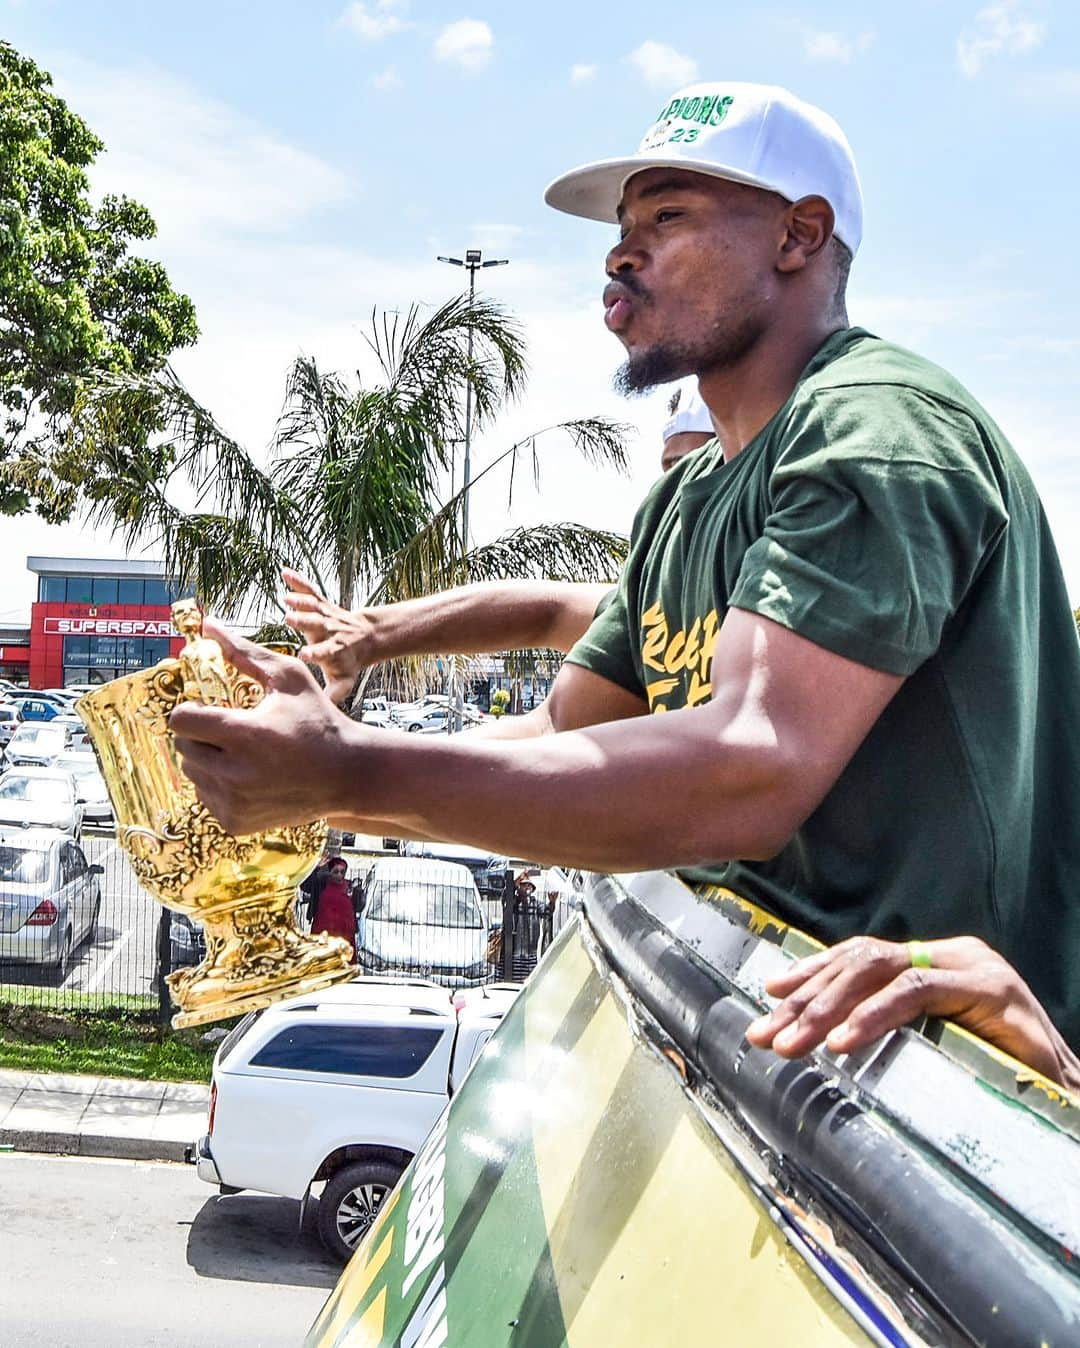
776 195 835 274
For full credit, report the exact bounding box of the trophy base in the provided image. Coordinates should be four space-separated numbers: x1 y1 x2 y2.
165 908 357 1029
170 966 354 1029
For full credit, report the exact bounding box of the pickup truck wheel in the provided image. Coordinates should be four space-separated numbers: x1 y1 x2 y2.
318 1161 403 1262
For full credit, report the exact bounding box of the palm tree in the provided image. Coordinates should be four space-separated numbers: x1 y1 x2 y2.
66 296 630 686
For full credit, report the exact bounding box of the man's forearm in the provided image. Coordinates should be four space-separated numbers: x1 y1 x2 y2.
364 581 609 661
331 701 798 872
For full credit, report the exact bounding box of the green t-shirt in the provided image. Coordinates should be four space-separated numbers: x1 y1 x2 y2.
567 327 1080 1046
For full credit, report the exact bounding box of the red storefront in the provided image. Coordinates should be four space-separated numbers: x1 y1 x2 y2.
24 557 186 689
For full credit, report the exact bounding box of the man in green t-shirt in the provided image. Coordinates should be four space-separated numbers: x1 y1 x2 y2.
170 83 1080 1086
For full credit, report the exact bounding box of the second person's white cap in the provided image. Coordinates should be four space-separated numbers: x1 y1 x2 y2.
545 81 863 254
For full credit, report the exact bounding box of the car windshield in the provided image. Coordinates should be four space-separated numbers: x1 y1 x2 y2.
0 776 71 804
0 844 49 884
54 757 96 778
369 883 483 928
12 726 61 746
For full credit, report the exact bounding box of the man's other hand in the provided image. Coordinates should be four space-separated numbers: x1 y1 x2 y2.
170 617 358 834
746 934 1080 1089
282 569 374 704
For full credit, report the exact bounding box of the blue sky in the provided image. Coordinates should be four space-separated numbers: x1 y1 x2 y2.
2 0 1079 621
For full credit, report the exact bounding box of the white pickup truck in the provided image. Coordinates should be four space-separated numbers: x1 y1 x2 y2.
188 976 519 1260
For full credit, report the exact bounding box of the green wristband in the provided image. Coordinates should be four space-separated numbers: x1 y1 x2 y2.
907 940 933 969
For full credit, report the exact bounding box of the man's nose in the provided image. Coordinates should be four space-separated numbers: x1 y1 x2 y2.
605 233 645 278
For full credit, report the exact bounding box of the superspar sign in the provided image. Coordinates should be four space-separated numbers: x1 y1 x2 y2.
43 617 175 637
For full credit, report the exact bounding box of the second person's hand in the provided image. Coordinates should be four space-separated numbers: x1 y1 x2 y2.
282 568 377 705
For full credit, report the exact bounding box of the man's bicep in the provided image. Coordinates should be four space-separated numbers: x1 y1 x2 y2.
709 607 904 837
546 661 649 731
546 584 615 652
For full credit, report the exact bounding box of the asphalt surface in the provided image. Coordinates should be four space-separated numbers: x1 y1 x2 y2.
0 830 162 1001
0 1153 339 1346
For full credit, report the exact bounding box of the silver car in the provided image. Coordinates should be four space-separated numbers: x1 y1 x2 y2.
0 829 104 979
0 767 84 839
4 722 69 768
53 754 114 827
0 704 20 749
358 858 490 987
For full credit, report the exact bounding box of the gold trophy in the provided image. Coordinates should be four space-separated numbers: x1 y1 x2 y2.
76 600 356 1027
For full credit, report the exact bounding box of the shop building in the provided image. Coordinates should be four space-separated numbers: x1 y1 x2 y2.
6 557 191 689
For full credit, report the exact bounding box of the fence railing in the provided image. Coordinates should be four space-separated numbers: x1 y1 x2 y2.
0 832 580 1019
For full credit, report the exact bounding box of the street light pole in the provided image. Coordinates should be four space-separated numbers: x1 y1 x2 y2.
436 249 509 732
435 250 509 550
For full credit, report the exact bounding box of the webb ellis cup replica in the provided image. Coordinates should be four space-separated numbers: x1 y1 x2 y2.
76 600 356 1027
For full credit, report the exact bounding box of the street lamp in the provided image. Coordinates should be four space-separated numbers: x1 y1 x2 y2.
436 249 509 732
436 250 509 547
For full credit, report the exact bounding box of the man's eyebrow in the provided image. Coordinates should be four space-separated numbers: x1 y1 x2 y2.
616 176 700 222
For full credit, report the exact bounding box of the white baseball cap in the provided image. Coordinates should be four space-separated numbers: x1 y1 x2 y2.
663 389 715 442
545 82 863 254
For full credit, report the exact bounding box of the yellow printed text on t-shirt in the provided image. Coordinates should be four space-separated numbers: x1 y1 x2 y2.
640 602 720 711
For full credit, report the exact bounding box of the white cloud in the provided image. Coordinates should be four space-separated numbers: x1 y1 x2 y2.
803 29 875 64
372 66 400 90
570 63 597 84
339 0 410 42
47 56 351 247
435 18 494 72
957 1 1045 78
627 41 698 91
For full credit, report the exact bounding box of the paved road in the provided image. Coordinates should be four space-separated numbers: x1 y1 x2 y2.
0 1153 339 1346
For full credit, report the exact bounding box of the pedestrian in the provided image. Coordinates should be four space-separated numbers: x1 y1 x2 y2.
172 81 1080 1090
300 847 332 928
312 857 357 963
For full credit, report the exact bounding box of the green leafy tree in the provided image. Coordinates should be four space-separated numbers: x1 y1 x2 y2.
0 40 197 518
70 296 629 630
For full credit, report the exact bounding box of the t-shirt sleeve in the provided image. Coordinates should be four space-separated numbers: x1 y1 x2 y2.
564 576 644 696
728 388 1010 676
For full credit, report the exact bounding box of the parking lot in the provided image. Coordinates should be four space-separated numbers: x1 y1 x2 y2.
0 829 161 1006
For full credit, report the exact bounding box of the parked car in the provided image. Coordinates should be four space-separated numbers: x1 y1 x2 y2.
50 715 90 749
0 704 20 748
358 710 401 731
169 911 206 970
52 753 114 827
536 865 588 956
187 977 519 1260
361 698 400 723
405 705 488 734
393 694 484 722
543 865 588 912
3 722 70 768
0 767 84 839
7 696 65 723
0 827 104 978
358 858 489 986
401 839 511 900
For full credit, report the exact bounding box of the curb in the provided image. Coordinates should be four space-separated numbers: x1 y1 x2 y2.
0 1127 189 1163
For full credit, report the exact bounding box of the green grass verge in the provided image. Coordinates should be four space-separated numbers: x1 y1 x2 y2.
0 986 156 1013
0 1004 218 1083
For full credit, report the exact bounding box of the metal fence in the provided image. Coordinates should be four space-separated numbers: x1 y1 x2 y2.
0 833 580 1018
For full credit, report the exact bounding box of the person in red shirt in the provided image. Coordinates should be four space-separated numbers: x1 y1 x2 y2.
312 857 356 963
